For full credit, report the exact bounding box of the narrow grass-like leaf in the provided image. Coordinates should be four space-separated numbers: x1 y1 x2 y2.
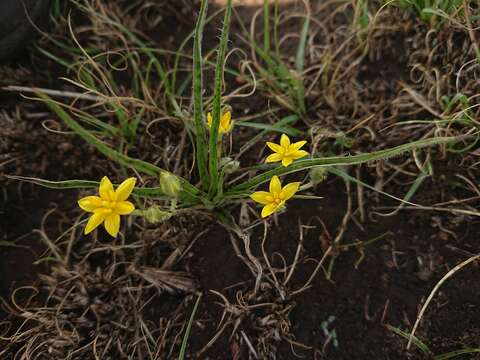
295 15 309 115
226 136 457 194
6 176 172 199
193 0 210 190
238 114 300 155
37 93 161 176
326 166 425 208
208 0 233 198
263 0 270 51
385 324 432 355
235 120 301 136
434 348 480 360
35 93 200 198
178 293 202 360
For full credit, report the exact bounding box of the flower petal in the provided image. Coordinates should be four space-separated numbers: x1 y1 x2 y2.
115 177 136 201
280 134 290 148
99 176 114 200
292 150 309 160
281 182 300 201
104 214 120 237
266 141 283 153
281 157 293 167
269 175 282 194
207 112 213 127
116 201 135 215
78 196 102 212
265 153 283 163
221 111 231 131
290 140 307 151
84 212 106 234
250 191 273 205
261 203 278 218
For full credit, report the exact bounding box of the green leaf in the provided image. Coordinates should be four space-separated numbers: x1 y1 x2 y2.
37 93 160 176
7 176 171 199
435 348 480 360
208 0 233 198
193 0 210 190
178 293 202 360
294 15 309 115
235 121 302 136
226 135 457 194
385 324 432 355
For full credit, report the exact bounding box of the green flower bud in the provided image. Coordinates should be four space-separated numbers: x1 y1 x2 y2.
144 206 172 224
159 171 182 198
220 157 240 174
309 167 327 185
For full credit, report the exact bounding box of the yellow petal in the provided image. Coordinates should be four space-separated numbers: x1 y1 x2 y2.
250 191 273 205
221 111 231 130
280 134 290 148
292 150 309 160
78 196 102 212
207 112 214 128
84 212 106 234
266 141 283 153
291 140 307 151
281 182 300 201
221 120 233 134
219 124 227 134
261 203 278 218
104 214 120 237
99 176 114 200
269 175 282 194
265 153 283 163
116 201 135 215
281 157 293 167
115 177 136 201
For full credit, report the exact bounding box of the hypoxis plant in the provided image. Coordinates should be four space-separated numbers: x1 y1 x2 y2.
16 0 458 237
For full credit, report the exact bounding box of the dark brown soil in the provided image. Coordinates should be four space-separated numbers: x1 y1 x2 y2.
1 1 480 359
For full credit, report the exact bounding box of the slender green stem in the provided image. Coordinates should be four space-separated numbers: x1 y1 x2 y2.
263 0 270 51
208 0 232 198
193 0 210 190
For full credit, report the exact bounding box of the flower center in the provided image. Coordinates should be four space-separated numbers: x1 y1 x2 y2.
101 200 118 210
272 192 284 205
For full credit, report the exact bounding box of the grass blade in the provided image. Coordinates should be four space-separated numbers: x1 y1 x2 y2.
263 0 270 51
193 0 210 190
208 0 233 197
226 136 457 194
235 120 301 136
294 14 309 115
35 92 200 198
385 324 432 355
178 293 202 360
434 348 480 360
7 176 172 199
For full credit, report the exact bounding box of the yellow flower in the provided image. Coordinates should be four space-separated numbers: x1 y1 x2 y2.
250 175 300 218
207 111 232 134
265 134 309 167
78 176 136 237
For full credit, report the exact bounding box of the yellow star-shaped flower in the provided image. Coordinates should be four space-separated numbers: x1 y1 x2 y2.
265 134 309 167
207 111 232 134
250 175 300 218
78 176 136 237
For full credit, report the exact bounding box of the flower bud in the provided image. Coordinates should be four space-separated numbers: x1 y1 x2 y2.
144 206 172 224
220 157 240 174
309 167 327 185
159 171 182 198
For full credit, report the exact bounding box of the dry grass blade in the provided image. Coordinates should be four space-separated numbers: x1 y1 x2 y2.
407 254 480 349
